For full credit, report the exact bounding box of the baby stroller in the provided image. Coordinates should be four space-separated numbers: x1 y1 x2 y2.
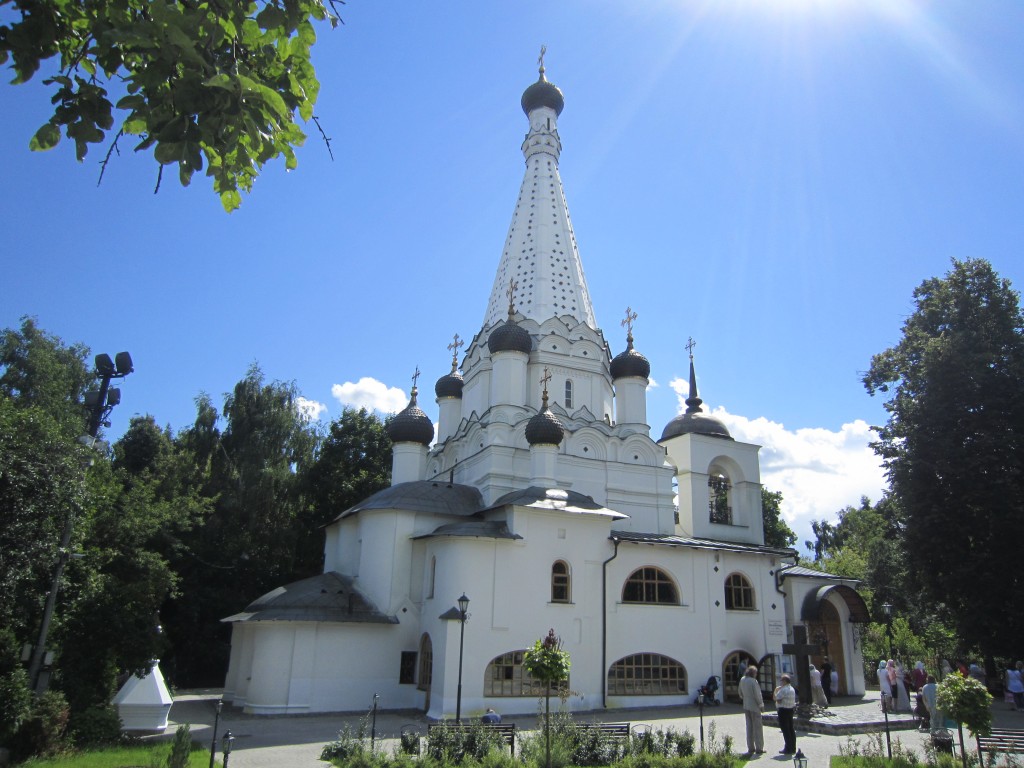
695 675 721 706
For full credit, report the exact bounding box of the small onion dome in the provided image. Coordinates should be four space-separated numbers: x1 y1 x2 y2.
659 356 731 441
487 318 532 354
387 387 435 445
521 72 564 116
435 369 463 399
660 410 733 441
526 408 565 446
610 334 651 380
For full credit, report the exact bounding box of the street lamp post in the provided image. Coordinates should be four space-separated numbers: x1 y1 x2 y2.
222 730 234 768
455 593 469 724
882 602 894 659
26 351 133 694
208 699 223 768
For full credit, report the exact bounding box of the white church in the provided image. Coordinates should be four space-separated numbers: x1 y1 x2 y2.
222 61 868 719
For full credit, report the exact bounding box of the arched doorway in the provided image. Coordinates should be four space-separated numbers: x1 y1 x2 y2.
418 633 433 711
810 601 845 696
722 650 756 702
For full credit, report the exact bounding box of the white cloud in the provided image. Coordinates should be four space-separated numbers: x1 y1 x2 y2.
296 396 328 421
331 377 409 414
668 377 887 549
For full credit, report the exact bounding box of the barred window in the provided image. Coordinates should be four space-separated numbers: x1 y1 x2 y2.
484 650 569 697
607 653 687 695
551 560 571 603
708 473 732 525
622 567 679 605
724 573 755 610
564 380 573 409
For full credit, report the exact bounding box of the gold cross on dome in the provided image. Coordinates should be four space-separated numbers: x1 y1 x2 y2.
685 337 696 361
621 306 638 334
538 45 547 73
447 333 463 370
506 279 519 317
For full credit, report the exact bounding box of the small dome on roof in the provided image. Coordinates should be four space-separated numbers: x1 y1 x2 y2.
526 408 565 446
435 370 463 399
521 72 564 116
660 411 732 441
488 319 532 354
610 334 651 380
386 387 434 445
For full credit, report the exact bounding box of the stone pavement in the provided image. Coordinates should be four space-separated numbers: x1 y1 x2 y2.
150 689 1024 768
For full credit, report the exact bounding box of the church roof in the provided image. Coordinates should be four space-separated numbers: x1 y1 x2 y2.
414 520 522 541
612 530 797 557
481 63 596 330
486 487 627 519
332 480 484 523
386 386 435 445
659 354 732 441
221 572 398 624
777 564 856 581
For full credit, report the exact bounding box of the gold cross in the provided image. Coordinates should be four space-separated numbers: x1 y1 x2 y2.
447 333 463 372
621 306 637 335
685 337 696 361
506 279 519 317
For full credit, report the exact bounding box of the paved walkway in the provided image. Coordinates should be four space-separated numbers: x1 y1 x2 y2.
151 689 1024 768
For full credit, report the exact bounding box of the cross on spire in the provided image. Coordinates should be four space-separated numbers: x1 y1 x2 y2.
685 337 696 361
447 333 463 372
506 279 519 318
538 45 547 76
411 366 421 390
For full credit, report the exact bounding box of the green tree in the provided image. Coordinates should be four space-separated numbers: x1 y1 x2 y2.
864 259 1024 662
936 672 993 767
523 628 571 768
1 0 341 211
760 487 796 549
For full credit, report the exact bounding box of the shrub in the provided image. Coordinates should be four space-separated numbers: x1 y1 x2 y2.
167 723 192 768
9 689 70 762
321 715 372 762
69 704 124 747
425 722 508 763
0 667 33 744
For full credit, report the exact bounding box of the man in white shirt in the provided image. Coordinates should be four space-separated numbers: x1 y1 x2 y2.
739 665 765 755
774 673 797 754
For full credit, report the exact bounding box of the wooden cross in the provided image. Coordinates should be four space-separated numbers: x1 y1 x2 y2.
782 626 821 705
685 336 696 361
447 333 463 369
506 279 519 317
621 306 637 335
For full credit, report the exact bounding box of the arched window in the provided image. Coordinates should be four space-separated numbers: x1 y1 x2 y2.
722 650 755 702
708 472 732 525
551 560 571 603
607 653 687 695
427 556 436 599
622 567 679 604
484 650 569 697
417 634 432 691
564 380 574 409
724 573 755 610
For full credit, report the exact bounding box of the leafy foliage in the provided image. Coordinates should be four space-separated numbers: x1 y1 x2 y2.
523 629 571 686
760 487 796 548
864 258 1024 660
936 672 992 737
424 723 509 764
0 0 342 210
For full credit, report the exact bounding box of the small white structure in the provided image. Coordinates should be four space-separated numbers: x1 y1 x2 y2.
222 61 869 719
111 661 173 733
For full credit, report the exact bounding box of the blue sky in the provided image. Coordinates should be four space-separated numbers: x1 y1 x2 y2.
3 1 1022 551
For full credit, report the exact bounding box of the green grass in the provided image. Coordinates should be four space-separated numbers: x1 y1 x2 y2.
16 742 218 768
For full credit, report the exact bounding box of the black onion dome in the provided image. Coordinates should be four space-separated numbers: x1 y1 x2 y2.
659 411 733 442
521 73 564 116
610 335 651 380
435 370 464 399
526 408 565 446
387 388 434 445
488 319 532 354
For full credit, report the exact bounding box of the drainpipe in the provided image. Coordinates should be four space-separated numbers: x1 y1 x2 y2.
601 537 621 709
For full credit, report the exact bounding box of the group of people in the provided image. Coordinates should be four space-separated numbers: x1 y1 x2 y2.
809 658 838 708
737 665 804 756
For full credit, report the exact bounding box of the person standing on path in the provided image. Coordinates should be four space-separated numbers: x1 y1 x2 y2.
739 665 765 756
1006 661 1024 711
921 674 943 734
821 657 833 704
774 673 797 754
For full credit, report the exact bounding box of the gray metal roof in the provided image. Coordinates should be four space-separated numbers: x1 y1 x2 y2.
486 487 628 519
332 481 484 522
611 530 797 557
221 572 398 624
414 520 522 541
778 564 858 582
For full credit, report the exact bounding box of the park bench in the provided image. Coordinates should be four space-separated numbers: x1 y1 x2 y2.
976 728 1024 767
577 722 631 741
426 721 517 756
